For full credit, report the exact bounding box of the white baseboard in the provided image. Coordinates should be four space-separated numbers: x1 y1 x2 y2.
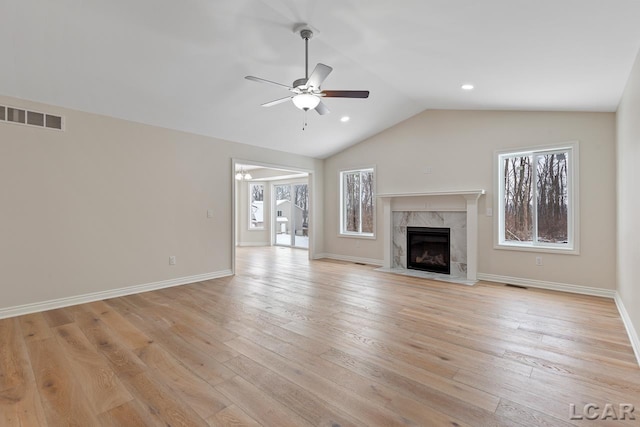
237 242 270 247
614 292 640 367
0 270 233 320
476 273 617 299
315 252 384 267
313 252 328 260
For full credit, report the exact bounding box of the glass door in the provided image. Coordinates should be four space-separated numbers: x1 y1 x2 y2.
274 184 291 246
273 183 309 249
293 184 309 248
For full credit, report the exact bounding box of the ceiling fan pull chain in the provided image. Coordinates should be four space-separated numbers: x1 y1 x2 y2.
302 110 308 131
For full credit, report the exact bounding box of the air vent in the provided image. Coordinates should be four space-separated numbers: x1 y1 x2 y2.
45 114 63 129
7 107 25 124
27 111 44 126
0 104 63 131
505 284 528 290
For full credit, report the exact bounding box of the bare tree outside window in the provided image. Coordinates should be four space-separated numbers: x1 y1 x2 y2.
361 170 374 233
249 183 264 229
275 185 290 201
536 153 568 243
500 146 574 249
251 184 264 202
294 184 309 227
341 168 375 236
503 156 533 242
344 172 360 233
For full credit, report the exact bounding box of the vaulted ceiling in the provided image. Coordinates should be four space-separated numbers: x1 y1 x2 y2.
2 0 640 158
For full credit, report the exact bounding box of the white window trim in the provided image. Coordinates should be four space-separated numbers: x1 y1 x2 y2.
339 166 376 239
494 141 580 255
248 183 265 231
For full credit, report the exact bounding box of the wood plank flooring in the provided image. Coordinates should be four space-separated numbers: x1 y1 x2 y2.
1 246 639 426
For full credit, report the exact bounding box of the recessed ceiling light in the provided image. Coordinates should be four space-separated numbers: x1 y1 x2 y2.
340 116 350 122
461 84 475 91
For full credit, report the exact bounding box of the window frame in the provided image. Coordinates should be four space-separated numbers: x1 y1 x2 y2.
248 183 265 231
339 166 376 239
494 141 580 254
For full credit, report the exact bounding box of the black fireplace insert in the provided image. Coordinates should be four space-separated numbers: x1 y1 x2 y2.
406 226 451 274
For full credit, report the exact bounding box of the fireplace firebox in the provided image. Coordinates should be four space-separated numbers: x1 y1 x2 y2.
406 227 451 274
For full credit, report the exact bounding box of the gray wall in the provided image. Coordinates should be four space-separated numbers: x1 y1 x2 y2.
617 48 640 352
323 109 617 290
0 95 323 312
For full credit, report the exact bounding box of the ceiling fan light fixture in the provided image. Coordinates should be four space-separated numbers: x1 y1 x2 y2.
292 93 320 111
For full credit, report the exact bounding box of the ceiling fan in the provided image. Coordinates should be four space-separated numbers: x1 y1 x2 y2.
245 25 369 115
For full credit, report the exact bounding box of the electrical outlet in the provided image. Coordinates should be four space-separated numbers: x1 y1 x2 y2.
535 256 542 266
486 208 493 217
207 209 214 218
169 256 176 265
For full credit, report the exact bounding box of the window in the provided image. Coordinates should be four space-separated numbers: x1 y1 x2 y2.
249 183 264 230
497 142 579 252
340 167 375 237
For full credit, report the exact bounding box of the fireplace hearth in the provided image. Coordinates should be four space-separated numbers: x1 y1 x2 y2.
407 226 451 274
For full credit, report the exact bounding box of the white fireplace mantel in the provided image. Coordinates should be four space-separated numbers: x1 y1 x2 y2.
377 190 485 199
378 190 485 282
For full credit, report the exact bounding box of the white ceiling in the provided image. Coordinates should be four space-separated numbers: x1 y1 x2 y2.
2 0 640 159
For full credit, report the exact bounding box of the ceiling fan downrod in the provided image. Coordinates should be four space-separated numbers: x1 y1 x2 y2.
300 28 313 81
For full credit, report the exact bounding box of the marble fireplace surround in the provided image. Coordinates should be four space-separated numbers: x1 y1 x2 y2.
377 190 485 285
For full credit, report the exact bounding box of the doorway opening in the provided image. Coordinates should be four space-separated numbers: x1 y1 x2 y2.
232 160 312 273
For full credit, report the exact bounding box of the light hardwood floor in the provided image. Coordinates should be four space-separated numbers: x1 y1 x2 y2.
1 246 639 426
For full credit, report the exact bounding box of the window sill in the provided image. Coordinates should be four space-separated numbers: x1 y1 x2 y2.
494 242 579 255
339 232 376 240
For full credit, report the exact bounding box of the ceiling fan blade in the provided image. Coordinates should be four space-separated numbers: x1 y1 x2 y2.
245 76 292 90
261 97 292 107
315 100 330 115
322 90 370 98
307 63 333 88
